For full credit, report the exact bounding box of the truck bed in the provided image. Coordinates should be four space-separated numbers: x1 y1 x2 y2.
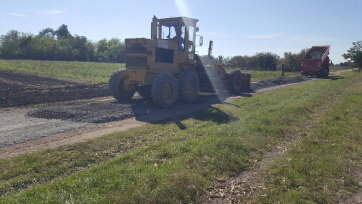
301 46 330 77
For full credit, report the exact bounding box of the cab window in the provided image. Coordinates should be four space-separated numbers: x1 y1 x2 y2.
179 24 186 51
160 21 178 40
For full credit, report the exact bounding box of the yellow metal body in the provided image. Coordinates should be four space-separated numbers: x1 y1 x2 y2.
121 17 200 91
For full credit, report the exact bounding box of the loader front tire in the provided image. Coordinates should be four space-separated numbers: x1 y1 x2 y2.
152 73 179 108
229 70 242 94
179 71 199 103
109 69 135 101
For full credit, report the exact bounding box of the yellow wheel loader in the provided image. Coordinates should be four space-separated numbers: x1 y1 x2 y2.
109 16 250 108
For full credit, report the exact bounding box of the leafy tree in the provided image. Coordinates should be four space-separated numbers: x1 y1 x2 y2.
225 54 279 70
55 38 73 61
95 38 126 63
108 38 126 62
85 41 96 62
72 35 92 61
215 55 230 66
0 30 22 58
39 28 55 38
227 55 246 68
255 52 279 70
245 55 258 69
96 39 109 62
18 34 33 59
55 24 71 39
28 36 56 60
0 25 132 63
342 41 362 71
339 62 350 66
280 48 308 72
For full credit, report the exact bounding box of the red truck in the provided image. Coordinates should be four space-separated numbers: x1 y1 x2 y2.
301 45 330 77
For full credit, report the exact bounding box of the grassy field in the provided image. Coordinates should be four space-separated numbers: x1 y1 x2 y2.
0 66 361 203
0 59 350 83
0 59 124 84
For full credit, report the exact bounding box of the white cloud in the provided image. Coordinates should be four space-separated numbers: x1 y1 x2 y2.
9 13 26 17
40 10 66 15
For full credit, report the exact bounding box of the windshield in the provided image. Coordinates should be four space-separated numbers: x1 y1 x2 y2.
160 20 179 40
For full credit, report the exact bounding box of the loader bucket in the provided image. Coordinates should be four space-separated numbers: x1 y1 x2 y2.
241 73 251 91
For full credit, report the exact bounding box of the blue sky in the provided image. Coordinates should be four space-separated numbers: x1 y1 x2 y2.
1 0 362 64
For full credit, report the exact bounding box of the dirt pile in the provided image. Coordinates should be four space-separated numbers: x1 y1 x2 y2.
25 75 311 124
0 70 109 108
1 70 310 114
250 76 310 91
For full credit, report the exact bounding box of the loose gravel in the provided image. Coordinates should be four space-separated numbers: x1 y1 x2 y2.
0 74 311 148
250 76 310 90
0 108 89 147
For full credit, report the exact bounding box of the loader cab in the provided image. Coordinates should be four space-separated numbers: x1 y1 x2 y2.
151 16 200 61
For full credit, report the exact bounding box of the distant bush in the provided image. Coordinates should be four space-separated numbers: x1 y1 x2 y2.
0 25 126 63
215 49 308 72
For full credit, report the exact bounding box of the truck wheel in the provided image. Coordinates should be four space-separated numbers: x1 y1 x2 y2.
152 73 179 108
229 70 242 94
109 69 135 101
179 71 199 103
323 68 329 78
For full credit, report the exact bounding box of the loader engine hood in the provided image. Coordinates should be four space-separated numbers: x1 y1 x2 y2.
125 38 180 69
125 38 149 69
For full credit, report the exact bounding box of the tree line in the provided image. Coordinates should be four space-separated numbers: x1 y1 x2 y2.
342 41 362 71
0 24 126 63
214 49 312 72
1 24 356 71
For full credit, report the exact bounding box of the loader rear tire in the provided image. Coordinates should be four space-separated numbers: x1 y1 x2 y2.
229 70 242 94
152 73 179 108
179 71 199 103
109 69 135 101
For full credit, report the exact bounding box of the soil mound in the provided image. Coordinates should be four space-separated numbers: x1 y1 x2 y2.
0 70 109 108
250 76 310 91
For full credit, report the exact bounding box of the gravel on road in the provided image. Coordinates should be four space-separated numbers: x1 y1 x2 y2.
0 71 311 152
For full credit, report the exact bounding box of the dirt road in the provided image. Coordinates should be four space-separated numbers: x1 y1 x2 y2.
0 70 312 158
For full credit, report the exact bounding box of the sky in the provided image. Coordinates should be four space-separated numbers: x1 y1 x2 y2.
1 0 362 64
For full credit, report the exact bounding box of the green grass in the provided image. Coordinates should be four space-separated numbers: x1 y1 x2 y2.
1 69 360 203
0 59 124 83
249 73 362 203
226 66 351 82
